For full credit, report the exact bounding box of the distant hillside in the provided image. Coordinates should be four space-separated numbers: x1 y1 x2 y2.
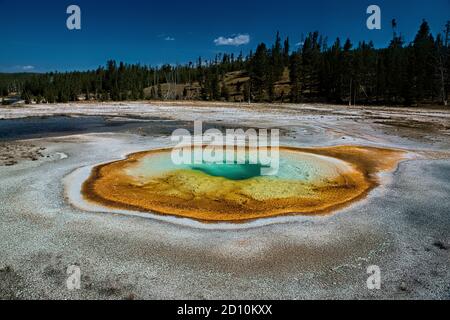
142 68 292 103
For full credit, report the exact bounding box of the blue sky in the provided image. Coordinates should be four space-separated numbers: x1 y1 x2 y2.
0 0 449 72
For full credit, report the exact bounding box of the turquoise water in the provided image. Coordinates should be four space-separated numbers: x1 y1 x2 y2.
191 162 265 180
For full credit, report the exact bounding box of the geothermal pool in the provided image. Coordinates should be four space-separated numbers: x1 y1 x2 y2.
81 146 405 222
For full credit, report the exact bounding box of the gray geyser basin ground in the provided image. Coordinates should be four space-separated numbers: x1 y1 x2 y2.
0 102 449 300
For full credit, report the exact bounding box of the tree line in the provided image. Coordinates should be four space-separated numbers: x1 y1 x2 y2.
1 19 449 106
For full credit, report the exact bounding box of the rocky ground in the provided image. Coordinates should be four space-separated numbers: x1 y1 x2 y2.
0 102 449 300
0 142 47 166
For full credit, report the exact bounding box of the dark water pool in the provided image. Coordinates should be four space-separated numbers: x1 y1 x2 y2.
0 116 190 140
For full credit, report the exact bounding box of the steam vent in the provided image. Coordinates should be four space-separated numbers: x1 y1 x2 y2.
82 146 405 222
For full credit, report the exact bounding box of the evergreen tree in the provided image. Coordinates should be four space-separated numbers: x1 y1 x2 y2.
272 31 284 81
249 43 270 101
301 32 323 100
289 52 302 102
283 37 290 66
413 20 436 103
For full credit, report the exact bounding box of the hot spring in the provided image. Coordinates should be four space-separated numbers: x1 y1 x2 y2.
82 146 405 222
